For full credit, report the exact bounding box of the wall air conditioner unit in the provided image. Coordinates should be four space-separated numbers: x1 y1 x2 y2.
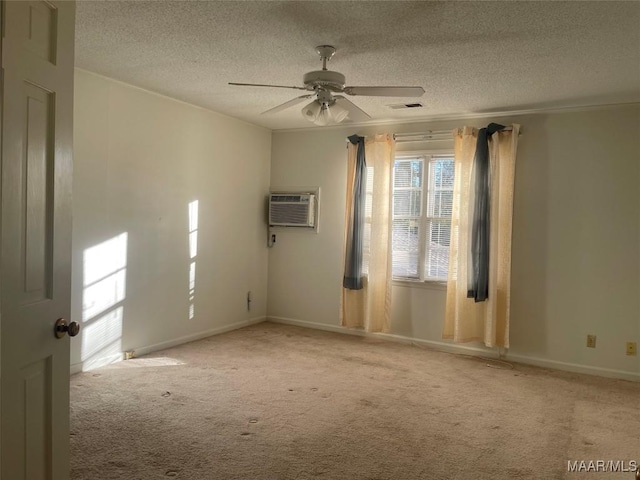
269 193 316 228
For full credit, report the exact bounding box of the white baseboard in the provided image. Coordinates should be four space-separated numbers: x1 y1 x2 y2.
267 316 640 382
134 316 265 357
503 353 640 382
70 316 266 375
72 314 638 382
267 316 496 355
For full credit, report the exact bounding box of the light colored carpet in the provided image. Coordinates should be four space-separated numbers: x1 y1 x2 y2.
70 322 640 480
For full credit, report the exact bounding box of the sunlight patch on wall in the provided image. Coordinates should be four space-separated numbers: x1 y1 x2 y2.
81 308 124 371
188 201 198 320
83 233 128 288
81 306 124 359
82 268 125 321
80 232 128 371
189 201 198 258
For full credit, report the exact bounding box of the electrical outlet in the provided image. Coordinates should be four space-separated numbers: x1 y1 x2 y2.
626 342 637 356
586 335 597 348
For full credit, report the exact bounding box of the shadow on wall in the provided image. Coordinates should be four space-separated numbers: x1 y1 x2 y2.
79 232 128 371
509 115 549 356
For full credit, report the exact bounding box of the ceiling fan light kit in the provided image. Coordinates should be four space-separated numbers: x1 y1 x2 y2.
325 101 349 123
301 100 321 120
301 89 349 125
302 100 349 126
229 45 425 126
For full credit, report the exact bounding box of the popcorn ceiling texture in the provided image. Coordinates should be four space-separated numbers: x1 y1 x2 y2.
69 322 640 479
74 1 640 130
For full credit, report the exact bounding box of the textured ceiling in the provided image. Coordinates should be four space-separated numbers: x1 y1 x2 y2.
75 1 640 130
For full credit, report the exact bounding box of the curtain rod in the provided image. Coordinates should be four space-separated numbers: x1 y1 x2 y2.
343 133 449 144
394 131 452 143
346 127 520 143
394 127 518 141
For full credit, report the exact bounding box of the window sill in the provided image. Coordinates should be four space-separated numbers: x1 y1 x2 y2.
392 278 447 291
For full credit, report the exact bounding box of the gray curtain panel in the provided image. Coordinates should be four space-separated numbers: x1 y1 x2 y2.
343 135 366 290
467 123 505 302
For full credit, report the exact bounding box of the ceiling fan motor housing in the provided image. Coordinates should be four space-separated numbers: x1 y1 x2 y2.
303 70 346 92
316 89 334 106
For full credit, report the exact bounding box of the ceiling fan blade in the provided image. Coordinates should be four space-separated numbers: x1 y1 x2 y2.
229 82 308 91
261 95 314 115
334 96 371 122
343 86 425 97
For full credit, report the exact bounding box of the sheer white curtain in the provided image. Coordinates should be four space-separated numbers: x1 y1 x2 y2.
341 134 394 333
443 125 520 348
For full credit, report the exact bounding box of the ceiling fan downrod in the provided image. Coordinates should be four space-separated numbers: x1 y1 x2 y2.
315 45 336 71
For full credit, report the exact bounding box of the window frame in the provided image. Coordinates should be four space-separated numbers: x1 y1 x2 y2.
392 149 454 285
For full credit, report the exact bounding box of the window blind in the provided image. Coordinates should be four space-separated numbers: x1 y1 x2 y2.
391 154 454 281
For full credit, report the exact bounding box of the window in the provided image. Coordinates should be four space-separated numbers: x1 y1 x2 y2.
392 153 454 281
362 166 374 275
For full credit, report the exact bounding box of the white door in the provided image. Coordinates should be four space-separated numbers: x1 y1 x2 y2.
1 1 75 479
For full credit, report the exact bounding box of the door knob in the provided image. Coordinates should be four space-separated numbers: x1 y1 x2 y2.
54 318 80 339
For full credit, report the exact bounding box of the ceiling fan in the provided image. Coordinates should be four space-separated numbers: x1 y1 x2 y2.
229 45 425 126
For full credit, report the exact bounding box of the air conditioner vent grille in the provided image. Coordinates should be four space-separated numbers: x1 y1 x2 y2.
270 203 309 224
271 195 308 203
269 193 316 227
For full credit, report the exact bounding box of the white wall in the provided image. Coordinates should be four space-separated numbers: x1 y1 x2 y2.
71 70 271 371
268 105 640 380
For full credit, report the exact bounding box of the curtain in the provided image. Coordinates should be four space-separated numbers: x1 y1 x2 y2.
468 123 507 302
341 134 394 333
343 135 366 289
443 124 520 348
